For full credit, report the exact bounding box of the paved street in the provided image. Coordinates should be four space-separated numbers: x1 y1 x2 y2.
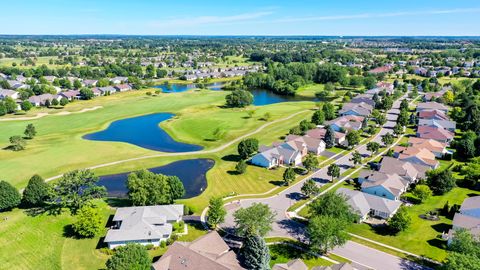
222 95 429 270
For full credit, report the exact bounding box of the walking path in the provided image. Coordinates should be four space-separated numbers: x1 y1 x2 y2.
0 106 103 121
44 109 310 182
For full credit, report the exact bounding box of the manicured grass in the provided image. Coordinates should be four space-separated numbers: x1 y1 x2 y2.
269 243 333 268
348 187 480 262
0 89 313 188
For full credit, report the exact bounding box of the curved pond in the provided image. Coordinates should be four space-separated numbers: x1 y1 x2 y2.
83 113 203 152
154 82 296 106
98 158 214 198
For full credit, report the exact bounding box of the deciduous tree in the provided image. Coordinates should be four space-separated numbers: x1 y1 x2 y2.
106 244 150 270
207 196 226 229
233 203 275 237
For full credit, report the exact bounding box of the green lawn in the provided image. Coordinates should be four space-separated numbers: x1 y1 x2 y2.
348 187 480 262
269 243 333 269
0 89 314 189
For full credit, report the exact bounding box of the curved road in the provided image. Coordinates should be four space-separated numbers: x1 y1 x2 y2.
221 95 429 270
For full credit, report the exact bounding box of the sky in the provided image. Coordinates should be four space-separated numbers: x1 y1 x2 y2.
1 0 480 36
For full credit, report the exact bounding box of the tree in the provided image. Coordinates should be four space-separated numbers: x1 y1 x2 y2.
3 97 17 113
24 123 37 139
80 88 94 100
73 79 82 89
381 132 394 147
235 160 247 174
299 120 315 134
442 229 480 270
308 215 349 254
311 110 325 125
456 131 477 159
304 153 319 172
262 112 271 121
246 109 256 118
0 102 6 116
393 123 403 136
462 158 480 187
427 169 456 195
51 98 59 106
442 252 480 270
309 192 355 222
443 90 454 104
366 141 380 156
0 181 21 211
225 90 253 108
106 244 150 270
389 207 411 234
53 169 106 213
327 164 340 182
238 138 259 160
207 196 227 229
127 170 184 206
242 234 270 270
72 203 103 238
346 130 361 148
60 97 69 106
21 100 33 111
44 99 51 108
9 135 26 151
371 109 386 126
283 167 296 186
324 125 335 148
22 174 50 207
397 109 410 126
412 185 432 203
350 151 362 167
322 103 336 120
233 203 275 237
301 179 320 198
399 99 409 111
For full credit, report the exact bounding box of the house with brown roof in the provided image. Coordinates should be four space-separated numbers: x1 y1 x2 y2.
418 109 449 121
325 115 365 132
152 231 244 270
306 128 346 146
416 126 454 144
418 118 456 132
285 135 326 155
272 259 307 270
378 156 430 183
393 146 440 169
339 102 373 117
407 137 451 158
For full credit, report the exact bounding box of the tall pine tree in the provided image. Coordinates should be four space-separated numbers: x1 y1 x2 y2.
242 234 270 270
324 125 335 148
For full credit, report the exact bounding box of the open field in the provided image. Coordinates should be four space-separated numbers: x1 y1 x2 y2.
0 88 314 189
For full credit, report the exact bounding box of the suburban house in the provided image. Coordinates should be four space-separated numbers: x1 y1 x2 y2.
393 146 440 169
151 231 244 270
58 90 80 101
407 137 451 158
418 119 456 132
418 109 449 121
325 115 365 132
446 196 480 244
28 93 61 106
416 126 454 144
110 76 128 84
350 93 376 107
104 205 183 249
378 157 429 183
416 102 449 113
114 84 132 92
360 172 410 201
285 135 326 155
339 102 373 117
337 188 402 221
306 127 346 146
83 79 98 87
423 89 448 101
0 89 19 100
273 259 308 270
97 86 116 95
251 145 303 168
368 65 393 74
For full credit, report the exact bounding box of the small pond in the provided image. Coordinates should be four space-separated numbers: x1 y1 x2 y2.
83 113 202 152
97 158 214 198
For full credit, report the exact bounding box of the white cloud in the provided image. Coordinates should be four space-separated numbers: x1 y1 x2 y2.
271 8 480 23
150 11 273 28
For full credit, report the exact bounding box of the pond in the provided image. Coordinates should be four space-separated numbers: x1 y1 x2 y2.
97 158 214 198
83 113 203 152
154 82 297 105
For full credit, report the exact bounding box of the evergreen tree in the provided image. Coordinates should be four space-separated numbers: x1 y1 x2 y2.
0 181 21 211
283 167 296 186
324 125 335 148
22 174 50 207
311 110 325 125
235 160 247 174
242 234 270 270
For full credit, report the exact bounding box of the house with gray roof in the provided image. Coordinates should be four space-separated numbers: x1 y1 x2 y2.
447 196 480 244
98 86 116 95
337 188 402 221
339 102 373 117
418 119 456 132
0 89 19 100
358 171 410 201
416 102 449 113
378 156 430 183
273 259 308 270
104 204 183 249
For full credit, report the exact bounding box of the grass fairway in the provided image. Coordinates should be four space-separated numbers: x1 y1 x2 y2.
0 89 313 188
348 187 480 262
